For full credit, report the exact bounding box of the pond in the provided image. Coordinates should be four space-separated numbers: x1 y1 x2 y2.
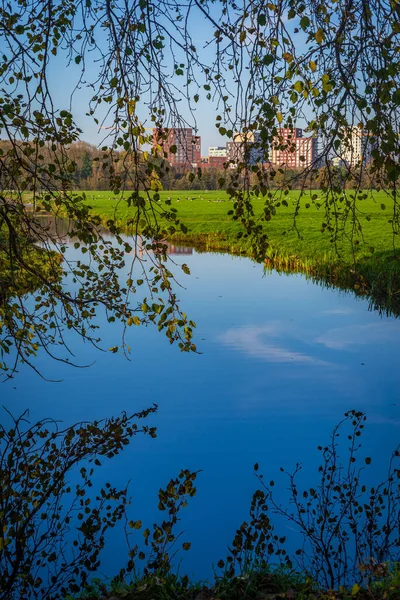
3 237 400 581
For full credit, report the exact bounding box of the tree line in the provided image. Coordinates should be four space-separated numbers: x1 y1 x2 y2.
1 139 387 193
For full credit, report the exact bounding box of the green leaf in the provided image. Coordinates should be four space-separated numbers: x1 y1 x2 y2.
300 16 310 30
258 14 266 26
392 89 400 105
182 264 190 275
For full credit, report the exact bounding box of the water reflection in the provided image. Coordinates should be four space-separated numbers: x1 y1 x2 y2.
31 214 192 256
315 321 400 349
219 324 334 367
3 238 400 581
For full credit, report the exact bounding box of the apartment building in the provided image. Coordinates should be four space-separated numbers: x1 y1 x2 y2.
270 128 317 169
226 132 264 166
153 128 201 167
340 127 372 167
208 146 227 158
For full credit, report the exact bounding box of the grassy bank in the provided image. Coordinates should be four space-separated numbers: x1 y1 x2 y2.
78 190 400 315
17 188 387 314
76 565 400 600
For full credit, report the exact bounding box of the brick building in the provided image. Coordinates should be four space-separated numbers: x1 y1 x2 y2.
270 128 317 168
153 128 201 167
209 156 227 169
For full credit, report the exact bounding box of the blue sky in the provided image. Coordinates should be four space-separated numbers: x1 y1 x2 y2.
2 1 315 154
42 3 232 154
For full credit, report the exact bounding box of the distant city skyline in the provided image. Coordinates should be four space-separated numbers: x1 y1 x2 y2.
153 126 320 170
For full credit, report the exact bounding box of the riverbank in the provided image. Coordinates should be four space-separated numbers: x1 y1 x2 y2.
77 566 399 600
79 190 400 316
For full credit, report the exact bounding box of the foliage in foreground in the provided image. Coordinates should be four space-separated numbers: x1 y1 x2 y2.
1 410 399 600
70 564 400 600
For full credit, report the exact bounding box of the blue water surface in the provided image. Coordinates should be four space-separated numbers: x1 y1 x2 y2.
2 244 399 581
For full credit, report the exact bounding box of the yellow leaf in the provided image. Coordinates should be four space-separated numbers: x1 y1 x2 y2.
315 28 324 44
127 100 136 115
239 30 246 43
282 52 293 62
351 583 360 596
321 73 332 92
277 112 283 124
309 60 317 72
294 80 303 93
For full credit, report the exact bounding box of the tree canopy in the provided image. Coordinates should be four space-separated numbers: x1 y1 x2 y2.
0 0 400 378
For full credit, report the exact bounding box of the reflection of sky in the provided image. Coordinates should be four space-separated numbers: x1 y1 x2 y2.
315 322 400 349
3 248 400 581
219 323 336 367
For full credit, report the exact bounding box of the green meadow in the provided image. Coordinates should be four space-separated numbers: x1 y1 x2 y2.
81 189 398 261
74 189 400 313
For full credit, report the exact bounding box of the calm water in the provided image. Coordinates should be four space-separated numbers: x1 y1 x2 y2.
3 241 400 580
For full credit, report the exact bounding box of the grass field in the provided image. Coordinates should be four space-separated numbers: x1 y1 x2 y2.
78 189 400 314
28 188 394 314
80 189 398 261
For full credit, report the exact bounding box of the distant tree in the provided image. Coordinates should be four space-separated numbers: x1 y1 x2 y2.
81 152 93 181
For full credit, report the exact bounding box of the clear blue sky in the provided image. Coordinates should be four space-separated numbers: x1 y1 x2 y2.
43 4 232 155
2 1 313 154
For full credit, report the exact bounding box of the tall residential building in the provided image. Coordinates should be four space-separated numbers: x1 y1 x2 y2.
340 127 372 167
270 128 316 168
226 140 243 164
226 132 264 166
152 128 201 167
192 135 201 166
208 146 227 158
